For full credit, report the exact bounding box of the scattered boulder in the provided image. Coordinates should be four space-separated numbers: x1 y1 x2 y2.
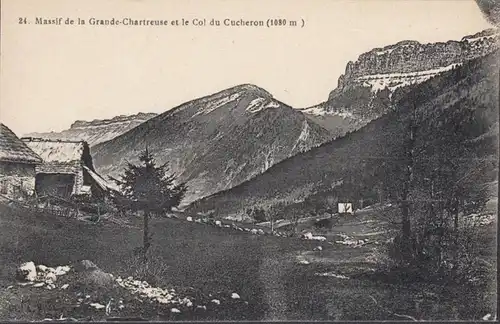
74 261 114 289
250 229 258 235
231 293 240 299
301 232 313 240
37 265 48 272
301 232 326 241
257 229 265 235
45 272 57 282
16 261 37 282
171 308 181 313
186 217 193 222
215 220 222 227
45 283 56 290
78 268 115 288
313 246 323 251
315 272 350 279
90 303 105 310
74 260 98 272
17 282 34 287
211 299 221 305
335 234 366 247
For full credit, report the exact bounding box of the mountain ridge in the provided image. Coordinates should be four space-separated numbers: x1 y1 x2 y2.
91 83 332 205
296 28 498 142
302 28 498 121
24 112 158 146
185 50 499 220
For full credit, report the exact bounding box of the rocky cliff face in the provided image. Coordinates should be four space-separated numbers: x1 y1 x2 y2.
24 113 157 146
301 28 499 124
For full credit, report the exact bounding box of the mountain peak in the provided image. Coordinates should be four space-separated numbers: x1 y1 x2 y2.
92 82 331 205
226 83 273 98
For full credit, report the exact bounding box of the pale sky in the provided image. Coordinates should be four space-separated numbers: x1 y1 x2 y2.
0 0 494 135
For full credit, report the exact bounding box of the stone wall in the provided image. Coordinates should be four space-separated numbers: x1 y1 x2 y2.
0 162 37 198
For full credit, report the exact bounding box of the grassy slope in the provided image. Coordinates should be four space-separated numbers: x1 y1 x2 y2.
0 203 496 320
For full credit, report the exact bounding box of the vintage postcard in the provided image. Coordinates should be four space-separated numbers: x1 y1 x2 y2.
0 0 498 321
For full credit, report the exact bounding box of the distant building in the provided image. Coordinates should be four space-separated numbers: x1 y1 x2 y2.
338 202 353 214
0 124 43 199
21 137 116 200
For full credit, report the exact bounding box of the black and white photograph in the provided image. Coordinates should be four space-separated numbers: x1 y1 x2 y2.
0 0 498 321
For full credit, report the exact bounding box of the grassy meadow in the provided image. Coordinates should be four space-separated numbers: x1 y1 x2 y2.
0 202 496 321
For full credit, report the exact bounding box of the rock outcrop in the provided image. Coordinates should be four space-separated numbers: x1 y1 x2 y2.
302 28 499 123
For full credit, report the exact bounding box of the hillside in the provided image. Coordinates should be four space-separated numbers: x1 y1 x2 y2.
186 51 499 220
300 28 499 134
24 113 157 146
91 84 332 204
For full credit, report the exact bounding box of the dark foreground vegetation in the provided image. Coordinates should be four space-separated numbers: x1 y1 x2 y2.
0 201 495 321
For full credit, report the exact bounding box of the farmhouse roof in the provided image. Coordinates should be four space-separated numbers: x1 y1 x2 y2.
21 137 87 163
83 165 120 192
0 124 43 164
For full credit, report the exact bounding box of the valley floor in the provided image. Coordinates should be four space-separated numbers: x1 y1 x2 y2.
0 202 496 321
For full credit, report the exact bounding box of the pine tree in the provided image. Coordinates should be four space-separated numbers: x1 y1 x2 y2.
111 147 187 262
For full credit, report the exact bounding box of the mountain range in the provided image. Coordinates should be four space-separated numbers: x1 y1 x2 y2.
186 50 499 220
24 28 499 210
24 113 158 146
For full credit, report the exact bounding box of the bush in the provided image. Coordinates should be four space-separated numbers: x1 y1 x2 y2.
127 253 169 286
386 218 495 285
248 208 266 223
314 218 334 229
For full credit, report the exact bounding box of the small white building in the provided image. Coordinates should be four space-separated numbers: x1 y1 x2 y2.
338 202 353 214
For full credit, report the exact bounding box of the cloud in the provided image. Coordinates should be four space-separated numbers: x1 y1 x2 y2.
476 0 500 26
